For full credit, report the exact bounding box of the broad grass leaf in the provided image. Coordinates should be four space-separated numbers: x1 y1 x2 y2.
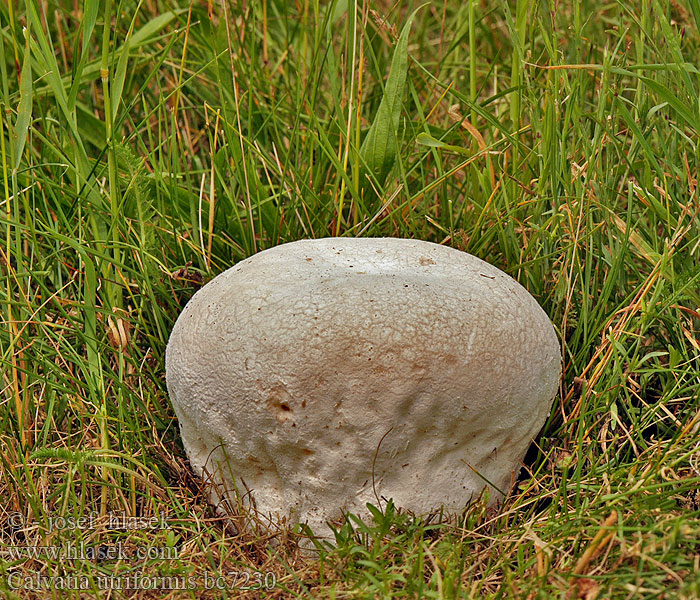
13 29 32 169
112 36 131 121
615 99 664 179
26 3 82 151
415 132 447 148
416 131 470 156
67 0 99 110
83 0 99 49
690 0 700 32
360 6 424 192
113 9 179 121
130 11 180 47
638 76 699 133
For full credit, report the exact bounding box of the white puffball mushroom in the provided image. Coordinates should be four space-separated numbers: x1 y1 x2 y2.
165 237 561 539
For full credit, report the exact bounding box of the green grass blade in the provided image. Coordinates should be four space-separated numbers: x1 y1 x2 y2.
83 0 100 48
112 36 131 122
415 132 448 149
360 5 424 194
638 75 700 132
690 0 700 31
12 28 32 170
130 11 182 47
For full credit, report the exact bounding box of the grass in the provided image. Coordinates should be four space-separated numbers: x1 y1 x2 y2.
1 0 699 597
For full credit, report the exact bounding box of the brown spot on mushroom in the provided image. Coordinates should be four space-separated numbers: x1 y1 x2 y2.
266 386 294 422
411 361 427 374
419 257 435 266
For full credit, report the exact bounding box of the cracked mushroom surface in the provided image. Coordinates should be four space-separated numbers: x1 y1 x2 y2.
165 237 561 538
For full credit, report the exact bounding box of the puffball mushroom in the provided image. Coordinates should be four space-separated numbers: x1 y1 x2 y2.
165 237 561 539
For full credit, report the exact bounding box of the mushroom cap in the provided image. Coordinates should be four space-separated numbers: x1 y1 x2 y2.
166 237 561 537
